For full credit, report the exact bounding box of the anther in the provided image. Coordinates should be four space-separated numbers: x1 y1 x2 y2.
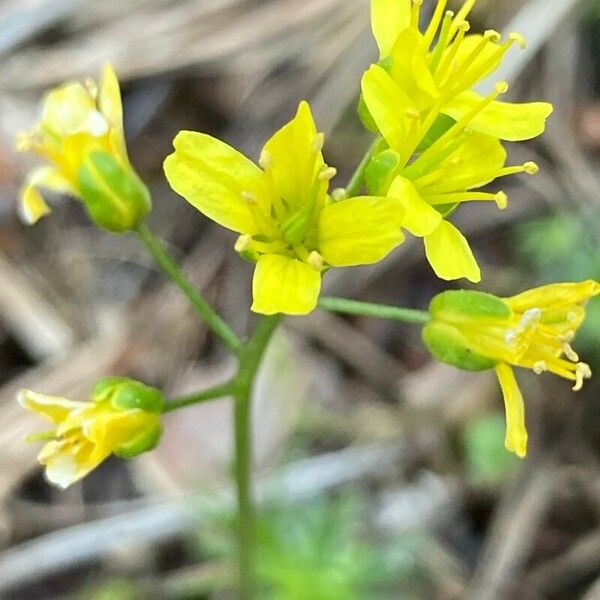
331 188 346 201
241 191 257 203
559 331 575 343
308 251 324 271
259 149 273 170
567 311 578 323
312 133 325 153
456 20 470 32
562 343 579 363
318 166 337 181
573 362 592 391
405 108 421 120
494 191 508 210
85 78 98 98
483 29 502 42
509 32 527 49
523 162 539 174
234 234 252 253
533 361 547 375
495 81 509 94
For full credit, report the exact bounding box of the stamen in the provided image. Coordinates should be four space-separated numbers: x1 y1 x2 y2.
259 149 273 170
453 0 479 31
411 0 423 29
331 188 347 201
523 162 539 174
318 166 337 181
562 343 579 363
241 190 277 235
425 191 506 206
434 21 471 80
16 132 32 152
573 362 592 391
429 11 455 73
308 251 324 271
495 192 508 209
509 32 527 49
533 361 547 375
312 133 325 153
424 0 449 49
559 331 575 343
234 234 252 253
85 78 98 99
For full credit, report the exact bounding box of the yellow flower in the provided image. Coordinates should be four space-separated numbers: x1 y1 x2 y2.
17 64 150 232
19 377 163 488
422 281 600 457
164 101 405 315
362 74 540 282
367 0 553 142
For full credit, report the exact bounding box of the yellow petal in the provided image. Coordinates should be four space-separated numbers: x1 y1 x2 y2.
318 196 404 267
19 166 75 224
495 363 528 458
18 389 85 424
424 220 481 282
251 254 321 315
371 0 411 57
42 82 106 138
361 65 417 152
387 176 442 236
39 437 109 489
505 280 600 314
86 409 158 448
164 131 270 234
261 101 325 212
98 63 127 159
390 28 439 109
419 133 506 194
443 91 553 141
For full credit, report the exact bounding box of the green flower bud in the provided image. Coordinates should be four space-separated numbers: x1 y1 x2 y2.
365 149 401 196
92 377 164 414
429 290 512 321
78 150 151 232
113 422 163 459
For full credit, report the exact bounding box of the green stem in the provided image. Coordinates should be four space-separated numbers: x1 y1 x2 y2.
318 296 430 325
135 222 242 354
344 136 382 197
163 381 235 413
233 315 282 599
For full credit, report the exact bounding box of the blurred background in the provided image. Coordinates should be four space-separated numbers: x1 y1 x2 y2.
0 0 599 598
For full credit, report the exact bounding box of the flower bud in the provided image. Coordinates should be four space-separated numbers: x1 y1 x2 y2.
78 151 151 232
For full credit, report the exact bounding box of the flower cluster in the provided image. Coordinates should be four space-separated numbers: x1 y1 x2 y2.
20 378 163 488
13 0 599 481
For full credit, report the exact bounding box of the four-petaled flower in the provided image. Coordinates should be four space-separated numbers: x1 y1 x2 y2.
164 101 405 315
423 281 600 457
19 378 163 488
17 64 150 232
362 0 553 281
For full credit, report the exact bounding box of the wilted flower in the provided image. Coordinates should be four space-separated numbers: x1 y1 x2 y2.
164 101 405 315
423 281 599 457
17 64 150 232
19 377 163 488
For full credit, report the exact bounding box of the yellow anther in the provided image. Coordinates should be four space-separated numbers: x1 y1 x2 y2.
562 343 579 363
483 29 502 42
16 132 32 152
559 331 575 343
308 251 324 271
494 191 508 210
259 149 273 170
241 191 257 203
495 81 509 94
509 32 527 49
455 20 470 32
523 162 539 175
85 78 98 98
405 108 421 120
234 234 252 253
312 133 325 153
533 361 547 375
318 166 337 181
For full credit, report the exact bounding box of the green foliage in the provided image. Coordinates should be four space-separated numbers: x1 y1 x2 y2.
462 414 519 485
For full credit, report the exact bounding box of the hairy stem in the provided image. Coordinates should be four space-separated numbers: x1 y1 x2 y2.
135 223 242 354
